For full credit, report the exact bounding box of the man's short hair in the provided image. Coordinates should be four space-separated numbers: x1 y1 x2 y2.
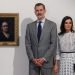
34 3 45 9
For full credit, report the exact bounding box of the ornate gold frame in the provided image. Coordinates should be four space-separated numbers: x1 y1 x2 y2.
0 13 19 46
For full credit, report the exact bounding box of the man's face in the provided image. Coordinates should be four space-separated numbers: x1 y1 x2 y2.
1 22 8 32
35 5 46 20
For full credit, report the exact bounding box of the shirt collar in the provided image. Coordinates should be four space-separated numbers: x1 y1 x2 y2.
37 18 46 23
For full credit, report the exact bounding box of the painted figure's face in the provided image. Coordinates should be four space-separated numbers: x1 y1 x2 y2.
1 22 8 33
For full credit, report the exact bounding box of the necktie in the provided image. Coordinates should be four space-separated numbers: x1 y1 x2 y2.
37 21 42 42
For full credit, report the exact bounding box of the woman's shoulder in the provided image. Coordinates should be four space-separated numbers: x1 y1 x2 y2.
58 33 64 38
70 31 75 35
57 34 63 41
72 31 75 33
71 31 75 36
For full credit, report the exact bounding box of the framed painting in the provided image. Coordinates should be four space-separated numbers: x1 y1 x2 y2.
0 13 19 46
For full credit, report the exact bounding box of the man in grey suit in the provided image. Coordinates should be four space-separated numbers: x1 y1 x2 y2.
25 3 57 75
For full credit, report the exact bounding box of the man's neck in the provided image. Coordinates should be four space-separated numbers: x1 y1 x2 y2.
38 17 45 21
37 17 45 22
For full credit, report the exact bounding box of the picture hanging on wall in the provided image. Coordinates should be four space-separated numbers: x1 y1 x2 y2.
0 13 19 46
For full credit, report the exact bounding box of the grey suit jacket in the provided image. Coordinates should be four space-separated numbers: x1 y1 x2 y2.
25 19 57 68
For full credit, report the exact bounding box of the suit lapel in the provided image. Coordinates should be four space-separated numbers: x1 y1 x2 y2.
33 21 38 44
39 19 48 43
33 19 48 44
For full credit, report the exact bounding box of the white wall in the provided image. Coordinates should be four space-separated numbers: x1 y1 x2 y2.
0 0 75 75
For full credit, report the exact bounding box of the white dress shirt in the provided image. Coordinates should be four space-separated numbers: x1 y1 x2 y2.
37 18 45 29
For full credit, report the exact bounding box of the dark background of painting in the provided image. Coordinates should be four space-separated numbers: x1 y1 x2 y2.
0 17 15 40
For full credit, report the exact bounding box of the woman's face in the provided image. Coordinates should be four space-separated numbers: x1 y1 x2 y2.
1 22 8 33
64 19 72 32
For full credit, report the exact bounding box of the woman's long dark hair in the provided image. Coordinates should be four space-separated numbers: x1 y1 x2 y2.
59 16 74 35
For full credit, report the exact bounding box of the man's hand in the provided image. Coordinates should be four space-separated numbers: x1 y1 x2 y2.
37 58 46 65
32 58 43 67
